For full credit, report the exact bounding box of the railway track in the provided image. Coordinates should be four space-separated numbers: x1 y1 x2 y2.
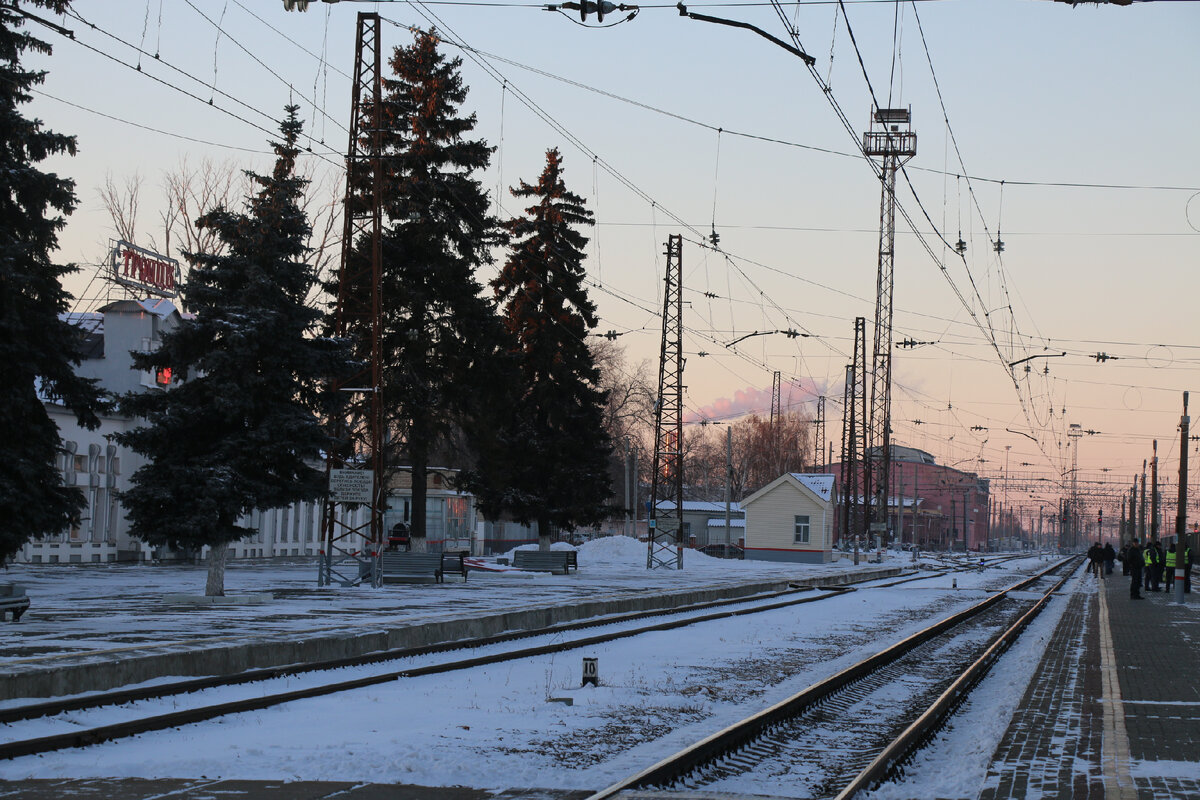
584 555 1079 800
0 556 1044 766
0 581 865 759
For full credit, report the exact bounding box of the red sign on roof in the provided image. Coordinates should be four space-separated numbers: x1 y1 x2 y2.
110 241 180 298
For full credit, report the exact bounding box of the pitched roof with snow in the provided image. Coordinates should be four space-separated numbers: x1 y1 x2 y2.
656 500 743 513
789 473 835 501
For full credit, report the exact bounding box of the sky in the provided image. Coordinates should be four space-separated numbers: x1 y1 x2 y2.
0 540 1119 796
20 0 1200 520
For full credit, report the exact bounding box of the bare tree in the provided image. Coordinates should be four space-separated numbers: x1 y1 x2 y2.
294 162 342 312
97 155 341 314
98 172 142 244
161 156 246 272
591 338 657 520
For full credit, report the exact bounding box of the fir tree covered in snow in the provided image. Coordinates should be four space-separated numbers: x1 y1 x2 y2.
489 149 613 547
115 107 348 595
351 30 508 545
0 1 106 563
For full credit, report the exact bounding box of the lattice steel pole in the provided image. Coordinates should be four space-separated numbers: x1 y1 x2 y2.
648 235 684 570
863 108 916 549
813 395 825 471
319 12 385 587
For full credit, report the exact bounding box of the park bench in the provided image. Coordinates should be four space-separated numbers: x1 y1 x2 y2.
379 552 470 583
513 550 578 575
440 551 469 581
0 584 30 622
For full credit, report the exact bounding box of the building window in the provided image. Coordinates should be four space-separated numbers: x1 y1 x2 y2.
794 515 811 544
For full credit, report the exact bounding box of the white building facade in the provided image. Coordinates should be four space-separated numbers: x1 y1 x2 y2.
18 299 343 564
742 473 836 564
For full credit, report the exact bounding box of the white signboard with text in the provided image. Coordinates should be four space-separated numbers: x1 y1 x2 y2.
329 469 374 504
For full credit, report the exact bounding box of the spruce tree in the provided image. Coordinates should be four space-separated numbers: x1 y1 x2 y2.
0 1 106 563
490 149 613 548
356 30 507 547
115 107 347 595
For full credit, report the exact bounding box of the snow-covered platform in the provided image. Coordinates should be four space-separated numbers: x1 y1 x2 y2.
0 537 904 700
978 567 1200 799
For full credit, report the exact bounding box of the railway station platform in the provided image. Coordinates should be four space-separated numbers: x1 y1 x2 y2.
982 568 1200 800
0 554 905 702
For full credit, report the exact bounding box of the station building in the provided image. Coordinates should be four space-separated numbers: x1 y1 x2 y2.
19 299 343 564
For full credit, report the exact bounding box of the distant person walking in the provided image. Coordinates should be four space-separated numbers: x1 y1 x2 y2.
1088 542 1103 577
1104 542 1116 575
1128 538 1144 599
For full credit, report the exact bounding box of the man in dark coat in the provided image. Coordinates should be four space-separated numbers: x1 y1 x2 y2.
1104 542 1116 575
1128 537 1144 599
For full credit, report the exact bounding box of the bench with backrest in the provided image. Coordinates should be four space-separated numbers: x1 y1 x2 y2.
379 552 470 583
440 551 469 581
0 584 30 621
380 552 445 583
513 549 578 575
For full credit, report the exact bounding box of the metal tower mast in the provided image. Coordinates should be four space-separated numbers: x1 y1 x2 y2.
770 371 782 427
770 370 782 476
319 12 385 587
1067 423 1083 551
864 108 916 547
648 235 684 570
813 395 826 471
839 365 857 549
840 317 869 549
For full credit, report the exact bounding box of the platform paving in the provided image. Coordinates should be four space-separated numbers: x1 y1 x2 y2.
982 567 1200 799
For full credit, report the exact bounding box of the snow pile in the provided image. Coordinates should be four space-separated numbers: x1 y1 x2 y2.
576 535 728 569
502 540 578 555
576 534 646 566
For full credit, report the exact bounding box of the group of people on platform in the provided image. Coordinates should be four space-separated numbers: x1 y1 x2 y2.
1109 537 1194 599
1086 541 1117 576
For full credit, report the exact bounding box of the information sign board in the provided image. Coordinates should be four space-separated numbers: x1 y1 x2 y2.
329 469 374 504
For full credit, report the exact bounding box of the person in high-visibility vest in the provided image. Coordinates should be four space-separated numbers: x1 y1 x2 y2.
1144 541 1163 592
1165 542 1178 590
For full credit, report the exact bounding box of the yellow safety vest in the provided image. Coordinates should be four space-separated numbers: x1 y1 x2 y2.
1166 551 1177 568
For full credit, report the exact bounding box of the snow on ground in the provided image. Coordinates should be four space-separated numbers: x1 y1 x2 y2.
866 565 1085 800
0 542 1061 794
1 536 929 665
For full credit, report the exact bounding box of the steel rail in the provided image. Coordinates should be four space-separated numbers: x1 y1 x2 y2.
0 583 859 760
0 582 825 725
833 559 1082 799
582 555 1077 800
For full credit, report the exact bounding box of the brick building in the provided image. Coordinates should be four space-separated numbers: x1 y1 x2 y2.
825 445 991 551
